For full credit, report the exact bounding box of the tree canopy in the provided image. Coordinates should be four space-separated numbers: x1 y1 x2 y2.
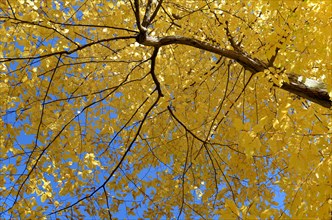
0 0 331 219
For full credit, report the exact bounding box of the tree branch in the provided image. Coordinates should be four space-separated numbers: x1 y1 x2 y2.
145 0 164 27
137 34 267 72
142 0 153 27
150 47 164 97
137 33 331 108
281 74 331 108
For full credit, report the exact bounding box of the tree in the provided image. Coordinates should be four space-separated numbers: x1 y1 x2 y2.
0 0 331 219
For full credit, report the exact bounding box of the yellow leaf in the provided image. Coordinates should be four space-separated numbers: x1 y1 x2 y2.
22 75 28 83
233 118 244 130
260 208 273 218
41 194 47 203
225 199 239 216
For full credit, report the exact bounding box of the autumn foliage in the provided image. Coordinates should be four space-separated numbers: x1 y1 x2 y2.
0 0 331 219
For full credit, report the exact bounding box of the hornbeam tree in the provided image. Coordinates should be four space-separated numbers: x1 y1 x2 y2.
0 0 331 219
